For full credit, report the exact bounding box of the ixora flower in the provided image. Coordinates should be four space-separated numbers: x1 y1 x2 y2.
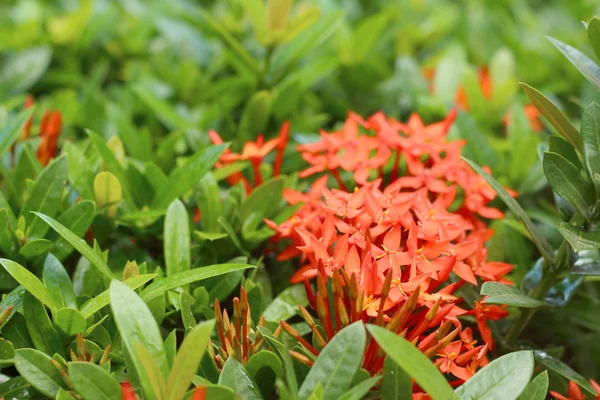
266 111 515 390
551 380 600 400
208 122 290 193
17 96 64 166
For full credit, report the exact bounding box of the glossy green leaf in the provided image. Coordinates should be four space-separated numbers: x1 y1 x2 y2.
219 358 263 400
33 212 113 280
18 239 52 258
23 292 62 356
262 284 307 322
559 223 600 251
455 351 534 400
42 254 77 309
164 199 191 284
197 172 221 233
20 155 68 239
0 376 33 399
521 83 582 151
110 280 169 400
543 151 595 219
54 308 87 337
338 375 381 400
381 354 411 400
299 321 366 400
518 371 548 400
141 263 254 301
549 36 600 90
79 274 156 318
367 325 458 400
0 338 15 360
581 102 600 194
166 320 215 400
240 176 285 225
49 200 95 259
462 158 556 264
481 282 545 308
14 348 65 398
533 349 596 394
0 258 57 311
135 344 167 400
588 18 600 61
69 362 121 400
152 144 227 209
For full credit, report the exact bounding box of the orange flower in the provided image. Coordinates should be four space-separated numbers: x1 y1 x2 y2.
550 379 600 400
120 381 137 400
36 111 62 166
269 111 515 388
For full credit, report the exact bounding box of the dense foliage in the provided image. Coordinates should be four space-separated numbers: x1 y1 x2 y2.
1 0 600 399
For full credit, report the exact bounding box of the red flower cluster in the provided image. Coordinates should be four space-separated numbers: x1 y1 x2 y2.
266 111 515 386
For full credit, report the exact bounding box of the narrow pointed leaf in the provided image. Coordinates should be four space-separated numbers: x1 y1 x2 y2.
0 258 57 311
69 362 121 400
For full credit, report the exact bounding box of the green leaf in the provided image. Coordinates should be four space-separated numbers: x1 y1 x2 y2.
164 200 191 284
543 151 595 219
152 144 227 209
166 320 215 400
69 362 121 400
238 91 272 143
23 292 62 356
559 223 600 251
164 330 177 369
0 259 57 311
581 102 600 194
0 376 32 399
43 254 77 309
518 371 548 400
14 348 65 398
588 18 600 62
135 345 167 400
262 284 307 322
219 358 263 400
299 321 366 400
521 83 582 151
481 282 545 308
245 351 284 399
0 108 35 160
33 212 113 280
141 263 255 301
110 280 169 400
462 158 556 263
197 173 222 233
257 327 298 399
381 355 411 400
194 231 228 241
20 155 68 239
54 308 87 337
455 351 533 400
240 176 285 226
367 325 458 400
19 239 53 259
338 375 381 400
549 36 600 90
533 349 596 395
